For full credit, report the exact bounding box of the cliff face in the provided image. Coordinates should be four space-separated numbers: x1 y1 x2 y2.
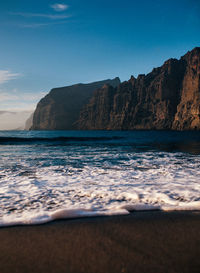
24 112 34 130
31 47 200 131
172 48 200 130
78 47 200 130
0 111 33 130
31 78 120 130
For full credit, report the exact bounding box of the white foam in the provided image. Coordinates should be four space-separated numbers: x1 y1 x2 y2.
0 208 129 227
0 145 200 227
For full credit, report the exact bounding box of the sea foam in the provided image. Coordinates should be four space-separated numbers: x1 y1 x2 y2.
0 131 200 227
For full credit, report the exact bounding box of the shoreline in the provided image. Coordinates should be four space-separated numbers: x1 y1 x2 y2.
1 211 200 273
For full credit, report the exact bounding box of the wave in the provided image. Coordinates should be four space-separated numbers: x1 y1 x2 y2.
0 136 123 145
1 203 200 227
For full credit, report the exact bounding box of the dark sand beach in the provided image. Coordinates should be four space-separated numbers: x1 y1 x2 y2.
0 211 200 273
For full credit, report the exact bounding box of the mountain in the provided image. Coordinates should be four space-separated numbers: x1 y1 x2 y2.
24 112 34 130
0 111 33 130
31 78 120 130
77 47 200 130
31 47 200 131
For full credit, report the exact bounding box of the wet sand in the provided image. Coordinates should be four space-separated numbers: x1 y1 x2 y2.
0 211 200 273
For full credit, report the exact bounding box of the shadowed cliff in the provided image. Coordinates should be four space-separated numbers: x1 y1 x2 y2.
31 47 200 131
77 47 200 130
31 78 120 130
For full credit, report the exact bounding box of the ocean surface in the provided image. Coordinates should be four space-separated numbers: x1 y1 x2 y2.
0 130 200 227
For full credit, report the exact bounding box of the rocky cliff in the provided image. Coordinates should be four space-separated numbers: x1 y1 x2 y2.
77 47 200 130
0 111 33 130
31 47 200 131
31 78 120 130
24 112 34 130
172 48 200 130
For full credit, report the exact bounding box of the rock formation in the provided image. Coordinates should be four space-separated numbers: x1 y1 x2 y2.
77 47 200 130
31 78 120 130
24 112 34 130
31 47 200 131
0 111 33 130
172 48 200 130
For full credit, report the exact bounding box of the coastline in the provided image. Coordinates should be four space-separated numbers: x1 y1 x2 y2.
1 211 200 273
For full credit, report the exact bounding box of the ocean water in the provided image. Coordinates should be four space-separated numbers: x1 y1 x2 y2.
0 130 200 226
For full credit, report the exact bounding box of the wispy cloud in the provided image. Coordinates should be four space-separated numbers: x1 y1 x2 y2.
9 4 71 28
11 12 70 20
51 3 69 12
19 20 70 28
0 92 18 101
0 88 46 111
0 70 21 84
0 89 46 102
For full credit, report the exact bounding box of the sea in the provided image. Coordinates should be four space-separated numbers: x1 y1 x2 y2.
0 130 200 227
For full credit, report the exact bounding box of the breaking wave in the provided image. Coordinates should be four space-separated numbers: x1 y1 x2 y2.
0 130 200 227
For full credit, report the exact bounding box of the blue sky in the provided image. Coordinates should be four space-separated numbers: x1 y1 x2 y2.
0 0 200 111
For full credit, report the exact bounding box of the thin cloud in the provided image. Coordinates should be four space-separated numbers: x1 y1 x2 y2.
0 70 21 84
11 12 70 20
0 89 46 102
0 88 46 112
19 20 70 28
51 3 69 12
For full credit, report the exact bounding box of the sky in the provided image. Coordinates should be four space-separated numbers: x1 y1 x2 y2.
0 0 200 113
